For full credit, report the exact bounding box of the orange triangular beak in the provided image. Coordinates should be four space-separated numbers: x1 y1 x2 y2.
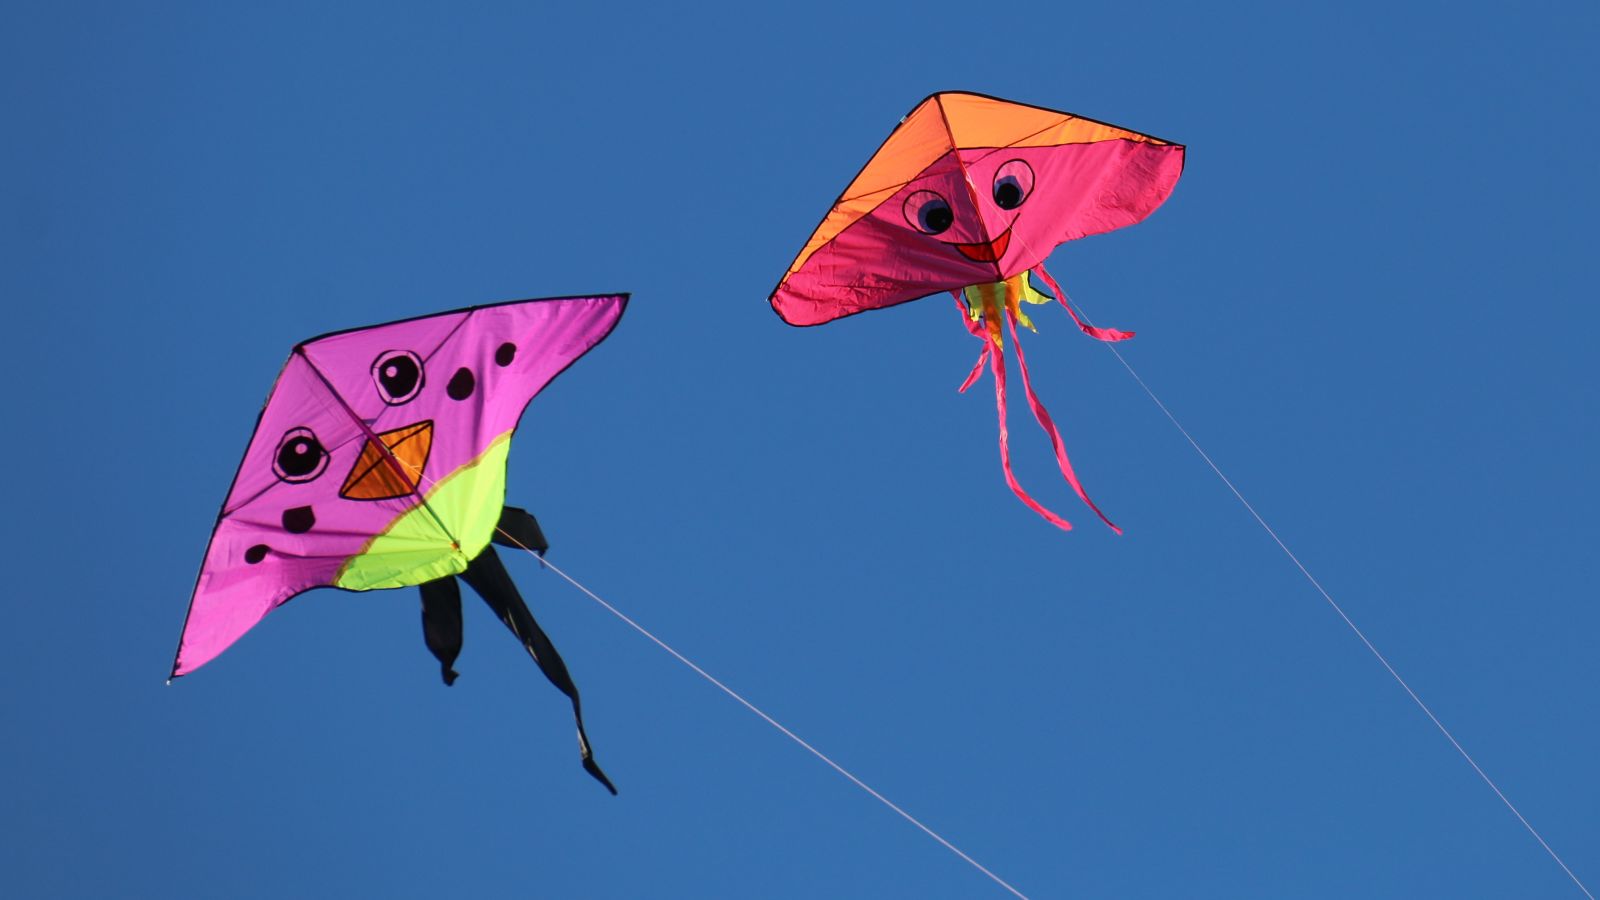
339 420 434 501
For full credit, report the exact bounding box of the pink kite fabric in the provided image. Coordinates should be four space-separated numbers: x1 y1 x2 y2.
770 92 1183 530
173 294 628 677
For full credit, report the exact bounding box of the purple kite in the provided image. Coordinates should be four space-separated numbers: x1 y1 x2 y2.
172 293 629 793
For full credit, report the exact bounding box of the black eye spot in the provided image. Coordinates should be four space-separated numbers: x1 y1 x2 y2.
495 342 516 367
904 190 955 235
245 545 270 564
991 159 1034 211
447 367 476 400
372 350 424 405
274 428 329 483
282 506 316 534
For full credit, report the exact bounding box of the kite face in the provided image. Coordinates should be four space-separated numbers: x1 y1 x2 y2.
174 294 628 677
769 93 1183 531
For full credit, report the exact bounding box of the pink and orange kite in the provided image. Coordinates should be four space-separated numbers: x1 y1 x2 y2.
770 91 1184 531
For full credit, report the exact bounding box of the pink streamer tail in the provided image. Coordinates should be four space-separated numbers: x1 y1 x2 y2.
986 320 1076 531
959 345 989 393
953 291 989 393
1032 264 1134 343
953 289 1120 533
1005 309 1121 534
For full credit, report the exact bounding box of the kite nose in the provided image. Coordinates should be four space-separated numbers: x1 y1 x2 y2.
339 420 435 501
954 228 1011 263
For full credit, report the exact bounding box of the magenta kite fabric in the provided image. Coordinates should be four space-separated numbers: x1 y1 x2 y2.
172 294 628 677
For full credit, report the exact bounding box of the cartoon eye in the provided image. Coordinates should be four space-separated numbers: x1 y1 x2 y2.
274 427 329 483
372 350 424 405
991 159 1035 210
903 190 955 234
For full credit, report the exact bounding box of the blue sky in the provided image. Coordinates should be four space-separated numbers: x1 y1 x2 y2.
4 2 1597 897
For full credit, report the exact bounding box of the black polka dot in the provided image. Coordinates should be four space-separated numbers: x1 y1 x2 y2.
245 545 269 564
495 342 516 367
447 367 476 400
282 506 316 534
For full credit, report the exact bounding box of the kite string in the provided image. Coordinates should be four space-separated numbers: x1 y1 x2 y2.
502 540 1030 900
1064 295 1594 899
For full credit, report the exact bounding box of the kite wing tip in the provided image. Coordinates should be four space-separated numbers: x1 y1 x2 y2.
767 289 812 328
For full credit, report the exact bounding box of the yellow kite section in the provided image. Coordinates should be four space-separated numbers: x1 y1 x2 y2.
334 432 512 591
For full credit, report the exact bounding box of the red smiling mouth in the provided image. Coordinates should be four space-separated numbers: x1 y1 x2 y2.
953 228 1011 263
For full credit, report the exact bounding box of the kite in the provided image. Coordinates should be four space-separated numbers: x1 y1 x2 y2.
770 92 1184 531
171 293 629 793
